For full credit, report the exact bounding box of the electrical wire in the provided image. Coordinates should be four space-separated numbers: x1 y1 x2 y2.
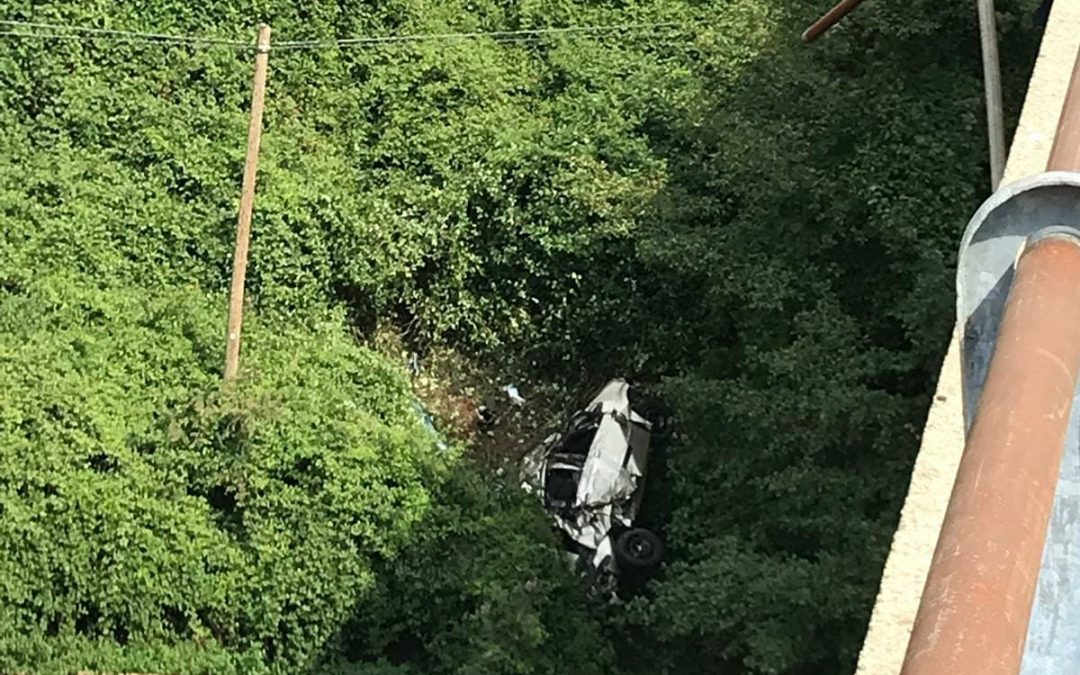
0 30 85 41
273 21 683 49
0 30 254 49
307 26 693 52
0 18 689 51
0 19 249 48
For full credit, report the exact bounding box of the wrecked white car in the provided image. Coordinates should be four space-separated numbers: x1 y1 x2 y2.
521 379 663 579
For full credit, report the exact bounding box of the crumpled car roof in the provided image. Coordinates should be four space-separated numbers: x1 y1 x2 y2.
522 379 651 560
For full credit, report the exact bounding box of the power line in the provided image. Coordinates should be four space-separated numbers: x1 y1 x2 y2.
286 26 694 52
273 21 684 50
0 30 84 42
0 30 252 49
0 19 248 47
0 18 690 51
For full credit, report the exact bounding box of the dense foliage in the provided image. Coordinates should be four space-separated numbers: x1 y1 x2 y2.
0 278 609 673
0 0 1043 673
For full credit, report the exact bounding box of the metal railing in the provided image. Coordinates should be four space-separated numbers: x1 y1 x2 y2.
899 43 1080 675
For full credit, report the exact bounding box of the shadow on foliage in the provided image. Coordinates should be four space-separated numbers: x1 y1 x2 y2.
486 2 1044 673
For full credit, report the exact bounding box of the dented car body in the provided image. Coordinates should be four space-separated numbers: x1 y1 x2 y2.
521 379 662 577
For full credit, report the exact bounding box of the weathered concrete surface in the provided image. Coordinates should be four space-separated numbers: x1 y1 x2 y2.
854 3 1080 673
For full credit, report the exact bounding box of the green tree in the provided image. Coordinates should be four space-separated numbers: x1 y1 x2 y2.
0 0 1045 672
0 277 610 673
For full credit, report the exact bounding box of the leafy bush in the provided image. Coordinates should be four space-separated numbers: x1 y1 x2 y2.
340 471 613 675
0 0 1047 673
0 277 612 673
602 1 1043 673
0 0 681 350
0 277 438 671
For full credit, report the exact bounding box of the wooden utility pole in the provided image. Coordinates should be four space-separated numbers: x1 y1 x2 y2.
224 23 271 381
977 0 1006 189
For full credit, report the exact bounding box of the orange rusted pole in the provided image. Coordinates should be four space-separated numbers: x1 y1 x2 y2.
802 0 867 43
901 234 1080 675
900 42 1080 675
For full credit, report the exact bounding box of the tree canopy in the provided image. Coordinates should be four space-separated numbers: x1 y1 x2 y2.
0 0 1042 673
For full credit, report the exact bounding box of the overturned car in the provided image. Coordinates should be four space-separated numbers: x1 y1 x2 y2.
521 379 663 580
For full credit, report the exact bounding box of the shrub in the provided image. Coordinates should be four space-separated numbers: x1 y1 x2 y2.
0 277 437 671
0 276 614 673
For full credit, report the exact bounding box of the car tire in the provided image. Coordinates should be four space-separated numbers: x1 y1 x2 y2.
614 528 663 570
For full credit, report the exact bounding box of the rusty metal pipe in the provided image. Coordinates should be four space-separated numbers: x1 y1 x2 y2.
900 39 1080 674
802 0 867 43
900 234 1080 675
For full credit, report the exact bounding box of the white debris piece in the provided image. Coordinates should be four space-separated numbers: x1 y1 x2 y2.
504 384 527 407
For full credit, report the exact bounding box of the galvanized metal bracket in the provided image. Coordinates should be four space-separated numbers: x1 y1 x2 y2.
959 171 1080 675
957 171 1080 430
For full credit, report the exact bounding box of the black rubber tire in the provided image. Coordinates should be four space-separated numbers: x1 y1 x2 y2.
614 528 664 570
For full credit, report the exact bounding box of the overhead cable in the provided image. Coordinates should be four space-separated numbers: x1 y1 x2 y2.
0 18 249 47
0 18 688 51
273 21 684 50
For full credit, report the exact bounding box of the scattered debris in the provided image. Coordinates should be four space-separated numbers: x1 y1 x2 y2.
376 326 568 466
476 403 498 429
411 399 448 452
504 384 527 407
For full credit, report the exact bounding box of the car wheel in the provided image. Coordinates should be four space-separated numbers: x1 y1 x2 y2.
614 528 663 570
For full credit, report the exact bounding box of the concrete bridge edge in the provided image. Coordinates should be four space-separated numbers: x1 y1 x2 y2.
855 2 1080 672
